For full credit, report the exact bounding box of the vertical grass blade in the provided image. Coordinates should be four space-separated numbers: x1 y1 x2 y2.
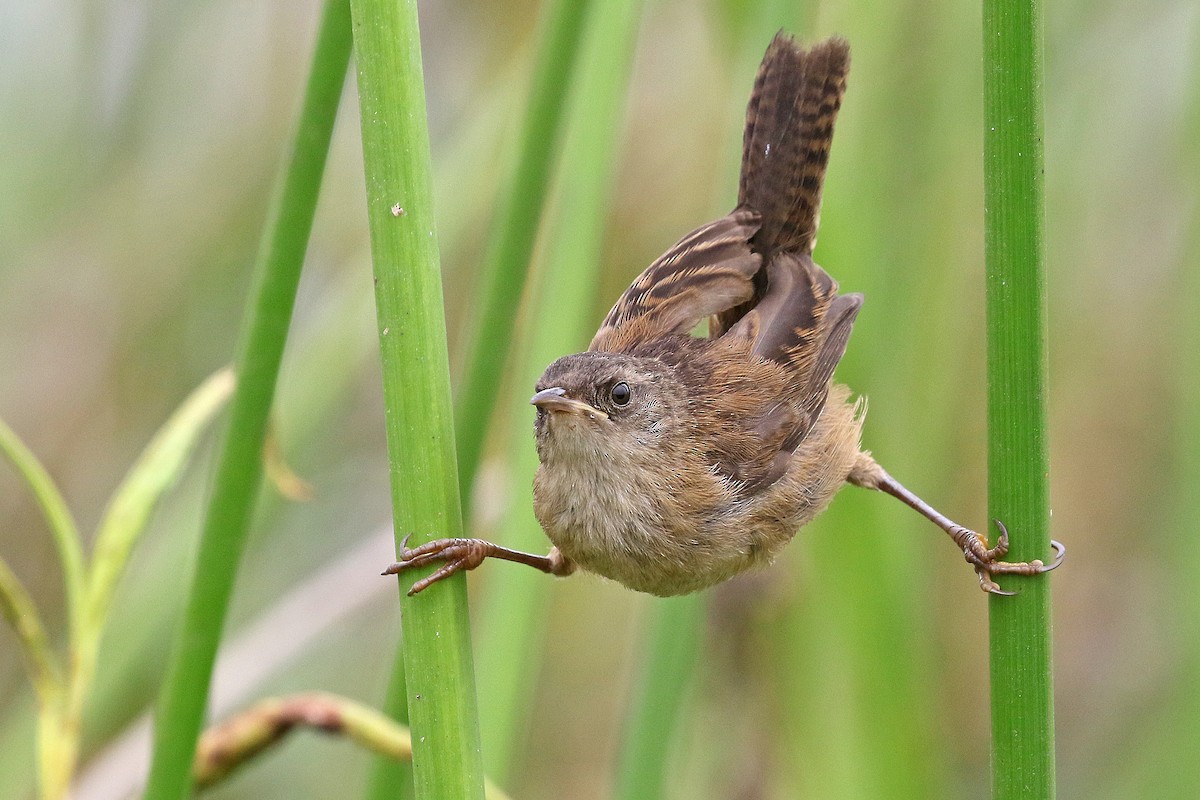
982 0 1056 797
614 593 703 800
348 0 485 797
367 6 592 795
452 0 591 497
143 4 353 797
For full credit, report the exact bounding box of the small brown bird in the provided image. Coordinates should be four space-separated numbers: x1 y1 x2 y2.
386 33 1063 597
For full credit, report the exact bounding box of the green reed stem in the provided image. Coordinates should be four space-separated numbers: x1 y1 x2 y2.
982 0 1057 797
614 593 704 800
143 3 351 797
349 0 484 797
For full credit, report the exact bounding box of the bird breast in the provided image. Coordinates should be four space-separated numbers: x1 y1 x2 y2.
532 427 752 596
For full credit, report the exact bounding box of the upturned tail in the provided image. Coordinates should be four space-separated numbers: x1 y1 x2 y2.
589 33 858 375
717 34 861 433
738 34 850 256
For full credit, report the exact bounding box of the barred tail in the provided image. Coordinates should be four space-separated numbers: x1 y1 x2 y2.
738 34 850 256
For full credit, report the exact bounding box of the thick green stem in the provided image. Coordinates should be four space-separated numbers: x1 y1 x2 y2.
983 0 1056 797
366 6 591 797
143 4 352 797
348 0 485 797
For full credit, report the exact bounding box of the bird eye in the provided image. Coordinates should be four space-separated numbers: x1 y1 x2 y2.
611 381 631 406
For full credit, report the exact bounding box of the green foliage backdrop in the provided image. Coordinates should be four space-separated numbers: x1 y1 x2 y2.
0 0 1194 797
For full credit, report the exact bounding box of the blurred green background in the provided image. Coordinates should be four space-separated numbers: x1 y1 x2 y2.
1 0 1197 798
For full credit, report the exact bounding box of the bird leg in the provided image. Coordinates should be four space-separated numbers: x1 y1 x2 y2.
383 536 575 596
848 454 1064 595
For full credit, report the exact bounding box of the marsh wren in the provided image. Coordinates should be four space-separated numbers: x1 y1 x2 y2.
385 33 1064 597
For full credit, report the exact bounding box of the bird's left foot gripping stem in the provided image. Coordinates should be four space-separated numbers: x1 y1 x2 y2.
849 454 1064 595
948 519 1065 595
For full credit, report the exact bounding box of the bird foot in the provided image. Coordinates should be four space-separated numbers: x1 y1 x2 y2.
382 536 494 596
949 521 1066 595
383 535 568 596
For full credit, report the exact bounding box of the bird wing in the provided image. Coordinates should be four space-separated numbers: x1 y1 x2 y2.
589 211 762 353
631 335 804 495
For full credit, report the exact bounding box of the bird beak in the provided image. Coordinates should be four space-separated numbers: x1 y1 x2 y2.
530 387 609 420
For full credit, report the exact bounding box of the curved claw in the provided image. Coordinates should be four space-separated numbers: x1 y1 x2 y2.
381 534 417 574
956 520 1066 595
1045 539 1066 570
977 567 1017 596
984 520 1010 561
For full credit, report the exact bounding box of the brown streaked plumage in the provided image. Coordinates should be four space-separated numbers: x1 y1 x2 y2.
384 33 1063 598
